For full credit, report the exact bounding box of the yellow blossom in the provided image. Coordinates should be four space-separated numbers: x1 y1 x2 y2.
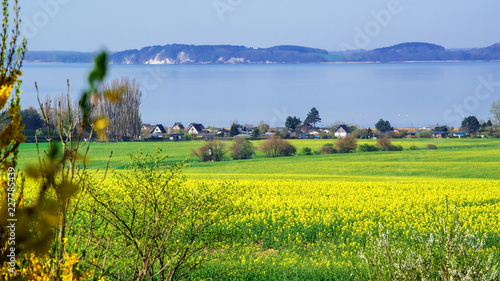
0 84 14 109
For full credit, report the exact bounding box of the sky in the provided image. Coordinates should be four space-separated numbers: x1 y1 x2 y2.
15 1 500 127
20 1 500 52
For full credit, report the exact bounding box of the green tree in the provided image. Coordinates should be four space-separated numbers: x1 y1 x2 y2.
285 116 301 130
229 123 239 137
461 116 480 133
434 125 448 132
304 107 321 127
419 130 432 138
20 107 44 131
375 119 392 132
486 120 493 127
251 127 260 139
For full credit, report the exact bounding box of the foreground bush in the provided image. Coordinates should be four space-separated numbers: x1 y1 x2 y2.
376 137 404 151
392 144 403 151
85 148 242 280
335 136 358 153
320 143 337 154
192 140 226 161
428 144 437 150
376 137 393 151
302 147 313 155
358 204 500 280
358 144 380 152
230 138 255 160
259 137 296 157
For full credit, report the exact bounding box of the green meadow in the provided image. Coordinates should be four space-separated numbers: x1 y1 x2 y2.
18 138 500 181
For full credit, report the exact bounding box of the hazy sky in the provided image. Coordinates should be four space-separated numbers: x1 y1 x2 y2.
17 1 500 127
21 1 500 52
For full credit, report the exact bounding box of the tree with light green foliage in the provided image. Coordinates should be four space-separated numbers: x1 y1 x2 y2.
257 121 269 134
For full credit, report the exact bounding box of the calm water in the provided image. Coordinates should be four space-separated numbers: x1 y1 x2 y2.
20 62 500 128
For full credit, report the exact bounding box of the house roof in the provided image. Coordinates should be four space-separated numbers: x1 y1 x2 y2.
151 124 167 134
217 128 229 133
335 125 351 134
141 124 154 131
432 131 448 134
172 122 185 129
187 123 205 132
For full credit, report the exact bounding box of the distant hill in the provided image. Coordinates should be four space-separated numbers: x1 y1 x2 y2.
345 42 500 62
346 42 447 62
24 51 96 63
24 42 500 64
110 44 329 64
447 43 500 61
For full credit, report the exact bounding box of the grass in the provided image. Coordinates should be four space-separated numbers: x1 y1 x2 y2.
18 138 500 178
17 138 500 186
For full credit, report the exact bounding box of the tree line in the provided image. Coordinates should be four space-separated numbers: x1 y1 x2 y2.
17 97 500 143
14 77 142 142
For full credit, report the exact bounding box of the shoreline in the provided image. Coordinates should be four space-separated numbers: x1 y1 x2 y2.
23 60 500 65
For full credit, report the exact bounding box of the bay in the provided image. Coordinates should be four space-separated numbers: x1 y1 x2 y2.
20 62 500 128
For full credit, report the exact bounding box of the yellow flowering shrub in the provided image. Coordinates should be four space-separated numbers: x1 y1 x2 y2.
0 84 14 109
1 252 91 281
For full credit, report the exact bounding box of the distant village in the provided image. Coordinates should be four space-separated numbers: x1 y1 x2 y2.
140 121 495 141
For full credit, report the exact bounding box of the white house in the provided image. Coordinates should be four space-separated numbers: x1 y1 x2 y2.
186 123 205 135
150 124 167 138
170 122 185 133
334 125 351 138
